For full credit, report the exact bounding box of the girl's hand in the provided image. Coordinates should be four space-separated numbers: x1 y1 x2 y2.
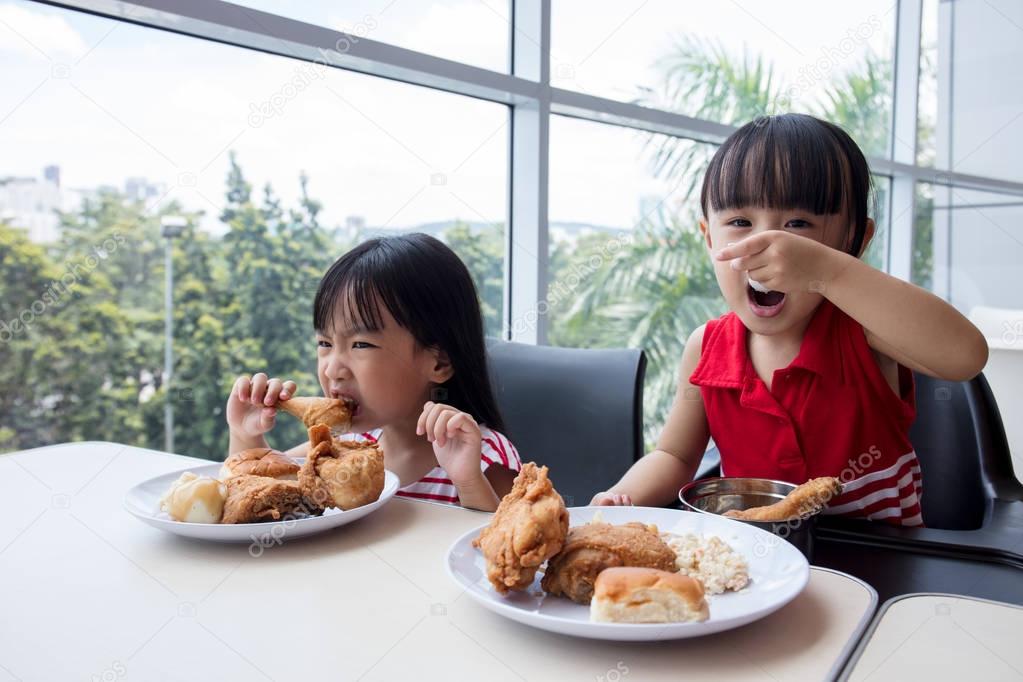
417 401 483 485
226 373 297 438
591 492 634 506
715 231 846 294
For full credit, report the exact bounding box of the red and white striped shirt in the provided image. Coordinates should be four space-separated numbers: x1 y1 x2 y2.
339 426 522 507
689 300 923 526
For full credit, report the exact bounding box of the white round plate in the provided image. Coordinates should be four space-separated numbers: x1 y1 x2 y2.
125 460 400 544
446 506 809 641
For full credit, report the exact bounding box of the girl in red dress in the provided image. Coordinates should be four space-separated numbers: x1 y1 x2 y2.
592 114 987 526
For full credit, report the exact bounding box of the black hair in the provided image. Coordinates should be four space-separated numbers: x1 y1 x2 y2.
313 233 505 432
700 113 873 257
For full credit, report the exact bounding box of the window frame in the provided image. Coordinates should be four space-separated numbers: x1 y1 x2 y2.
37 0 1023 341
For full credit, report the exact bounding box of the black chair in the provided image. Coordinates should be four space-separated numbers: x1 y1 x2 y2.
485 339 646 506
818 371 1023 566
911 372 1019 529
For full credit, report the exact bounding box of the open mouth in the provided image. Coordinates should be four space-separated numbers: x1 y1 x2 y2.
747 283 786 317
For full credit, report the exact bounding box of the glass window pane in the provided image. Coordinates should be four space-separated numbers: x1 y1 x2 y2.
551 0 896 157
929 0 1023 182
547 115 725 447
915 185 1023 313
911 182 936 290
0 1 507 454
865 174 890 272
232 0 510 73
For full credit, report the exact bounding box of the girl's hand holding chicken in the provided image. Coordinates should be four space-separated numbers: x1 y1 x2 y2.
226 373 296 451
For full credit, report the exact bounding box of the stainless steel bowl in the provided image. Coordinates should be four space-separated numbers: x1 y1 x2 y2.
679 477 815 560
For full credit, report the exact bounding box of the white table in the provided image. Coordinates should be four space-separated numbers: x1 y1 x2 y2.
1 442 878 681
843 594 1023 681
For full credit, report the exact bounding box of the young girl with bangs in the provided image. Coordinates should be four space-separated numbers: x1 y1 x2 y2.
225 233 521 512
592 114 987 526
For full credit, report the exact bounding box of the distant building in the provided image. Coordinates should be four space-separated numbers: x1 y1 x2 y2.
124 176 165 203
341 214 366 241
0 171 64 243
43 165 60 188
0 167 163 243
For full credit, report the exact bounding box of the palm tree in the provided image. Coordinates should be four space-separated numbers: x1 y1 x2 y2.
551 204 725 445
550 36 895 447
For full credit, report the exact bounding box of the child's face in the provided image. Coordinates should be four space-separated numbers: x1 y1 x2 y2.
315 300 453 433
700 206 861 336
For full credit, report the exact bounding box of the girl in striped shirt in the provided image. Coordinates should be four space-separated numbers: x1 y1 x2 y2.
227 233 520 511
592 114 988 526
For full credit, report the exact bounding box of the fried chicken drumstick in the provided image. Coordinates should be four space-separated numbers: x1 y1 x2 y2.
723 477 843 521
277 397 355 433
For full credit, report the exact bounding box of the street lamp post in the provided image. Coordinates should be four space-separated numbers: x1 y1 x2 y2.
160 215 187 453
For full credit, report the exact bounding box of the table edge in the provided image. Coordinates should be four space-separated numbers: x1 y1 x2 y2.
836 591 1023 681
808 567 879 682
4 440 208 462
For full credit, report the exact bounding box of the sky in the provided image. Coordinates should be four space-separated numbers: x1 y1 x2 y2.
0 0 897 236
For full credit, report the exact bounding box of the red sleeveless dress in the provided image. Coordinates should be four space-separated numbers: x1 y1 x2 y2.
689 300 923 526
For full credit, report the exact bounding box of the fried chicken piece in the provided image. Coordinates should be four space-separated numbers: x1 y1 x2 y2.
221 474 316 524
472 463 569 594
278 396 355 433
541 521 678 604
220 447 299 480
298 423 385 511
723 477 843 522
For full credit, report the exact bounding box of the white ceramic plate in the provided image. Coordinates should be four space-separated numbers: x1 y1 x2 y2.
446 506 809 641
124 460 400 544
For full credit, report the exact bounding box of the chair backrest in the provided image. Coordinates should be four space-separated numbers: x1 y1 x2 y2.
486 339 646 506
910 371 1018 529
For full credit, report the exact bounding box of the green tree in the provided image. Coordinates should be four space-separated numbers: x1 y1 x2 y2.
912 184 934 290
0 222 71 450
441 221 504 337
0 194 156 451
0 154 346 459
208 153 337 453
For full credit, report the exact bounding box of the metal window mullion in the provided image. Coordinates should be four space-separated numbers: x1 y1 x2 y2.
506 0 550 345
550 87 734 144
40 0 542 105
932 0 955 301
888 0 923 281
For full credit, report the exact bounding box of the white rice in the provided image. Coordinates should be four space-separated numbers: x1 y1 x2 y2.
663 533 750 595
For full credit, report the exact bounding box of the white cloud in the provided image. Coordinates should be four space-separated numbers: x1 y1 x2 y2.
0 3 87 60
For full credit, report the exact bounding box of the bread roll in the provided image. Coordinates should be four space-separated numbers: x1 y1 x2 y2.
220 448 299 480
590 567 709 623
